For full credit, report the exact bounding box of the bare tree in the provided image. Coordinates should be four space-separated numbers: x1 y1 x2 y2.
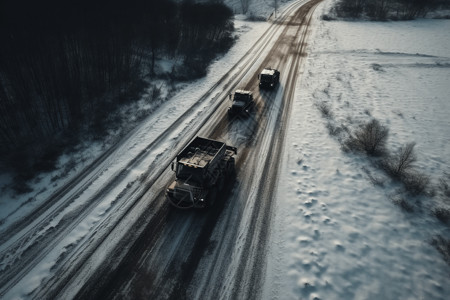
240 0 252 14
268 0 280 18
367 0 390 20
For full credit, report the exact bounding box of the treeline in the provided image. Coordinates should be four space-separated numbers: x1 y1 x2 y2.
334 0 448 20
0 0 234 183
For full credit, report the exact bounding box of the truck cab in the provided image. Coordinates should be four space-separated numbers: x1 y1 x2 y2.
228 90 254 115
258 67 280 89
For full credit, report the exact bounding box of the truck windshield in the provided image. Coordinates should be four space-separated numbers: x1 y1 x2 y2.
176 164 204 184
260 74 272 82
234 93 247 101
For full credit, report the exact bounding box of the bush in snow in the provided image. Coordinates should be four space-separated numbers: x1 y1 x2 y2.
381 143 430 195
326 121 344 137
433 207 450 223
316 101 334 119
344 119 389 156
438 174 450 202
431 235 450 266
321 14 337 21
391 194 414 212
381 143 417 178
402 170 430 196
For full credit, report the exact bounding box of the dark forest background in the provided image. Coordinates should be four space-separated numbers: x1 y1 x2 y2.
332 0 449 20
0 0 234 190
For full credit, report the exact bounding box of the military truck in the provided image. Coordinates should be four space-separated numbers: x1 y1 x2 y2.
258 67 280 89
228 90 254 115
166 136 237 209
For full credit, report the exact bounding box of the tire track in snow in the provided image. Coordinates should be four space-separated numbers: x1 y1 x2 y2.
59 1 316 296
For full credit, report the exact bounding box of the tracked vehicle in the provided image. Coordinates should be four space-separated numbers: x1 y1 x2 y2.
166 137 237 209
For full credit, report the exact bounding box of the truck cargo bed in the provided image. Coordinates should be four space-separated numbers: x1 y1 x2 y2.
177 137 226 168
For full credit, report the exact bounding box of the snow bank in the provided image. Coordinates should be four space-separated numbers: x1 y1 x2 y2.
266 1 450 299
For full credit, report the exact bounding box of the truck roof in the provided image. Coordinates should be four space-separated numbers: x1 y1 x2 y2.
261 68 276 76
234 89 252 95
178 137 225 168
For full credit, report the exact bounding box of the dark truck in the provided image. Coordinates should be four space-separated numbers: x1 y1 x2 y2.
166 136 237 209
228 90 254 115
258 67 280 89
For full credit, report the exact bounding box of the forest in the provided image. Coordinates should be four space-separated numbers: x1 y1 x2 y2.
333 0 449 20
0 0 234 188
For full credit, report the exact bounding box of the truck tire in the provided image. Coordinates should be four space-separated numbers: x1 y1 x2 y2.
206 188 218 208
226 159 236 179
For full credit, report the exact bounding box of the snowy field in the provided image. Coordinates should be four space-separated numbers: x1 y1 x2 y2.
265 1 450 299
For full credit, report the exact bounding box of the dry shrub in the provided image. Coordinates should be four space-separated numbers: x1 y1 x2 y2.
344 119 388 156
391 195 414 212
321 14 336 21
402 171 430 196
326 121 343 137
382 143 416 178
431 235 450 266
438 174 450 201
381 143 429 195
433 207 450 223
316 101 333 119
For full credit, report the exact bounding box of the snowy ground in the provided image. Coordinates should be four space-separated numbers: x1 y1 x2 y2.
1 0 449 299
265 1 450 299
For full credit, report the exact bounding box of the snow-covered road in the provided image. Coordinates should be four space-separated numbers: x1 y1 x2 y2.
1 0 449 299
68 1 322 299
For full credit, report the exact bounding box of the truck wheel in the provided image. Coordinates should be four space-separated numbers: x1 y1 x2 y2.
206 188 218 208
226 159 236 179
217 175 225 191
